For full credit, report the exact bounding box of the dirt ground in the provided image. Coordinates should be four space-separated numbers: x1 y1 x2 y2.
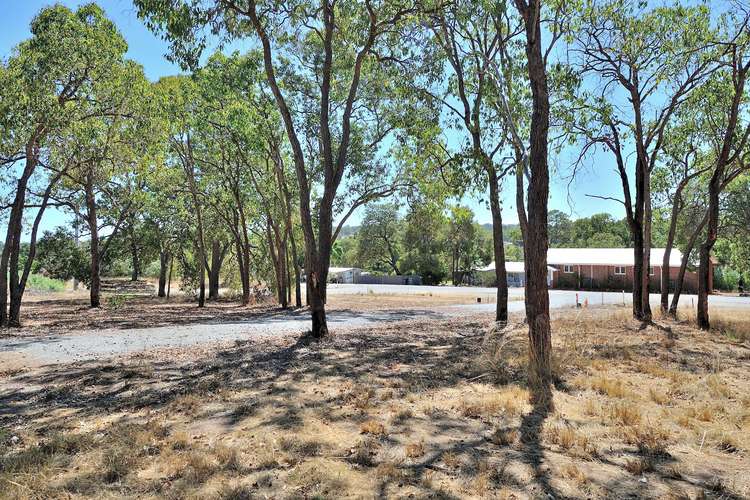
6 291 509 337
1 306 749 499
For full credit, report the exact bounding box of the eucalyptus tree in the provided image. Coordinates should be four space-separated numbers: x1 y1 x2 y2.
154 75 212 306
567 1 722 322
193 51 297 307
52 61 155 308
653 117 710 315
136 0 416 337
0 4 128 326
415 0 518 321
356 203 403 275
505 0 570 408
694 20 750 330
718 174 750 280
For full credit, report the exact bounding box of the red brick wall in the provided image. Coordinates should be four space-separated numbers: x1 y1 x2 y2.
548 262 707 293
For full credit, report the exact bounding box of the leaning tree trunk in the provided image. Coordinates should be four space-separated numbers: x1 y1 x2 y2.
661 195 682 313
488 164 509 323
516 0 553 409
158 249 170 297
697 179 720 330
669 211 707 316
1 145 39 326
7 171 61 325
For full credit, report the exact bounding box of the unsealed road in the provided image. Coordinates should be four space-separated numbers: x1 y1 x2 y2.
1 288 747 366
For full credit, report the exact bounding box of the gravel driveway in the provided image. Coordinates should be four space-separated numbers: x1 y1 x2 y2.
1 288 747 366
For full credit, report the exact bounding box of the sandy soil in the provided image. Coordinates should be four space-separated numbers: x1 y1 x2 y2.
1 307 748 499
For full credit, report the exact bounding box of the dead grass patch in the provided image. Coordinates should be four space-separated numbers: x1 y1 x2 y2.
609 403 642 426
3 305 750 499
591 376 631 399
404 441 425 459
359 419 387 436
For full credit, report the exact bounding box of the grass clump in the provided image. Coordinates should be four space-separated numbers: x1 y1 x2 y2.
610 403 642 426
360 419 387 436
101 446 136 483
591 376 630 398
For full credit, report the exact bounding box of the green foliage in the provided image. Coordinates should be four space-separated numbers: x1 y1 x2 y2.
33 228 89 284
355 204 403 274
26 274 65 293
713 267 741 292
548 211 630 248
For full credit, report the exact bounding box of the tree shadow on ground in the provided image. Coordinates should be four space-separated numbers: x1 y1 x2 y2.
0 314 746 499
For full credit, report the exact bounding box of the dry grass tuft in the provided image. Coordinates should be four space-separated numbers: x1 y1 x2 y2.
562 463 588 486
346 385 376 410
404 441 425 459
458 385 527 419
623 424 671 456
490 426 518 447
171 393 202 414
591 376 630 398
375 460 403 480
610 403 642 426
545 424 596 458
389 407 413 425
349 438 377 466
706 375 732 398
624 456 654 475
169 430 191 450
213 443 242 471
216 483 254 500
649 387 669 405
441 451 461 469
360 419 387 436
101 446 136 483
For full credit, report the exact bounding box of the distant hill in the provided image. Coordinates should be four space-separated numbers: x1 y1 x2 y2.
480 223 520 243
337 225 360 238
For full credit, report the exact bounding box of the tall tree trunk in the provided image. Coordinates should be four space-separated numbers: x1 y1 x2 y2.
184 142 206 308
167 256 173 299
697 182 720 330
235 238 250 305
697 59 748 329
641 172 653 320
289 232 302 308
85 177 101 308
669 211 707 316
7 171 61 325
515 0 552 409
1 139 40 326
661 193 683 313
158 249 170 297
286 244 292 306
208 239 221 300
488 164 508 323
632 166 646 320
308 266 327 337
130 226 140 282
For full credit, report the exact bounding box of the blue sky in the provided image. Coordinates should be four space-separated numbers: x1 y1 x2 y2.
2 1 626 238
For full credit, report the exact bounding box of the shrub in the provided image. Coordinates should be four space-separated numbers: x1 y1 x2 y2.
26 274 65 292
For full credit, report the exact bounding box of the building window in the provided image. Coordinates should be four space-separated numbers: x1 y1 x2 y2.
614 266 625 275
563 265 574 274
649 266 655 276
